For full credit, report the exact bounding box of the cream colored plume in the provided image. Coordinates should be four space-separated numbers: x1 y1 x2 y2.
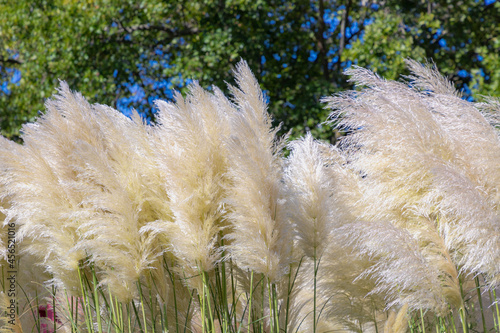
3 57 500 331
0 124 85 291
59 87 172 301
406 60 500 286
323 62 466 313
151 81 232 291
285 134 337 259
0 83 171 300
383 304 409 333
346 220 460 314
322 58 500 313
224 60 292 283
285 134 373 331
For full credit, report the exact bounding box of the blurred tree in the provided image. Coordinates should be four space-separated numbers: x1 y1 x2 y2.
0 0 498 141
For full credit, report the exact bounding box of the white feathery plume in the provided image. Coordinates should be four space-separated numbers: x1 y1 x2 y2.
405 60 500 286
224 60 292 283
405 59 459 97
310 238 384 331
285 133 336 259
293 247 380 332
2 82 170 300
323 63 464 312
423 158 500 285
0 124 86 290
285 134 385 331
61 91 171 301
476 96 500 133
94 106 176 301
347 220 460 315
151 81 232 291
0 141 53 332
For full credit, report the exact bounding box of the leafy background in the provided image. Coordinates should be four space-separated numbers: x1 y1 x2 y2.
0 0 498 142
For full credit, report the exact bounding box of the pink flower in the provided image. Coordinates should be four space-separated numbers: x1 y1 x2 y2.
38 302 61 333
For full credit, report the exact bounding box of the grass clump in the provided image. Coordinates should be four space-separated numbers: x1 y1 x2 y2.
1 59 500 333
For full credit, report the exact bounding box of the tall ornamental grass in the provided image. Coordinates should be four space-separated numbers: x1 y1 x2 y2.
1 59 500 333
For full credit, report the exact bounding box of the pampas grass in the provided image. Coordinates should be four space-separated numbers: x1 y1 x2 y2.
285 134 335 260
324 59 500 331
224 62 292 285
1 59 500 333
222 62 295 333
151 82 231 292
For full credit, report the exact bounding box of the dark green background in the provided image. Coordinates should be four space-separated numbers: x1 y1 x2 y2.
1 0 499 142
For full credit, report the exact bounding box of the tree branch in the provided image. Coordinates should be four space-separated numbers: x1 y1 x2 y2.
0 56 23 66
335 0 351 73
339 0 352 56
345 2 369 46
315 0 330 81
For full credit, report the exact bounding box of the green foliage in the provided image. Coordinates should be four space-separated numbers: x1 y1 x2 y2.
1 0 499 140
349 0 500 97
343 11 427 80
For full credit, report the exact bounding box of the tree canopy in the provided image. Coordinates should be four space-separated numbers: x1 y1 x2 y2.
1 0 499 141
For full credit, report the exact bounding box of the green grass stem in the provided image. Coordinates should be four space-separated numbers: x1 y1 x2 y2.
474 276 487 333
247 271 254 333
420 309 426 333
137 280 149 333
78 267 95 333
494 289 500 333
165 258 180 333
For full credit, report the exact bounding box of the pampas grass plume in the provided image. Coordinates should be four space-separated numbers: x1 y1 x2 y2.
151 81 231 290
285 134 335 259
323 62 465 313
225 60 292 283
